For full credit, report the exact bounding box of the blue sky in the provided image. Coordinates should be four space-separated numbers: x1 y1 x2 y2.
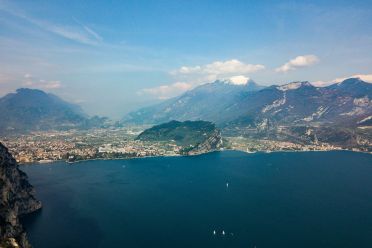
1 0 372 118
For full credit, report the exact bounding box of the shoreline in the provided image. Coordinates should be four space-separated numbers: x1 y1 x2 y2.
19 148 372 166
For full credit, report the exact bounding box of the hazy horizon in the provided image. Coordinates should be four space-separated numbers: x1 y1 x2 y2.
1 0 372 118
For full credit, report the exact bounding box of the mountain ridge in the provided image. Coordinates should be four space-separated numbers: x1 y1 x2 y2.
123 78 372 128
123 79 264 125
0 88 110 134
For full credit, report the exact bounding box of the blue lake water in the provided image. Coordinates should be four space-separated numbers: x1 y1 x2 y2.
21 151 372 248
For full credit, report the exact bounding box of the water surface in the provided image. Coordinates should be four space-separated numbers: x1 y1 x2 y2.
22 151 372 248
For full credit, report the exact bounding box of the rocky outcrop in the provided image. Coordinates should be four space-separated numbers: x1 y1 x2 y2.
0 143 42 248
187 129 223 155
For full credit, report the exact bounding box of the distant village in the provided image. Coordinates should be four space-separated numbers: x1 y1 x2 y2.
0 126 358 165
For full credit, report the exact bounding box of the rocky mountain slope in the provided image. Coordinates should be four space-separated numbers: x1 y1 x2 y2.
136 120 223 155
186 129 223 155
224 79 372 128
123 79 263 125
0 143 42 248
0 88 109 134
126 78 372 150
125 78 372 128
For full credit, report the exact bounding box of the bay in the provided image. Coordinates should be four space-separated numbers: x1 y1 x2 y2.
21 151 372 248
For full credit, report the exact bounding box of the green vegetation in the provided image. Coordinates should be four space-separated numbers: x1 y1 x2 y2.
136 120 216 147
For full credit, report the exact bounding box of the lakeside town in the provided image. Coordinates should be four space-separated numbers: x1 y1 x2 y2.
0 126 360 165
1 127 182 164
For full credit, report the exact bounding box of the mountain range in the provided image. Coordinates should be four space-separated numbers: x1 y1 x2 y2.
123 79 264 125
123 78 372 129
0 78 371 146
0 88 109 134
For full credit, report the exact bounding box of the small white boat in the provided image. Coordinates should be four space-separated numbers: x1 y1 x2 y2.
226 182 229 188
213 230 216 235
222 230 225 235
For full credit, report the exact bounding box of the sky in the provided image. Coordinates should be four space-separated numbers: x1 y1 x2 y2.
1 0 372 118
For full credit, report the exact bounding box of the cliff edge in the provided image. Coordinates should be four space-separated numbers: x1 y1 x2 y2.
0 143 42 248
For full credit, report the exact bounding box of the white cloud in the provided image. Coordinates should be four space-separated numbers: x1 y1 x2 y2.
229 75 250 85
203 59 264 75
1 4 101 45
310 80 334 87
173 59 264 77
23 73 32 79
73 17 103 42
276 55 319 73
82 25 103 42
23 74 62 90
336 74 372 83
41 80 62 89
177 66 202 74
140 59 263 100
45 24 101 45
170 59 264 87
138 82 192 100
311 74 372 87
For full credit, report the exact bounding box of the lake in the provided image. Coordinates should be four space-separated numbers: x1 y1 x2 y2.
21 151 372 248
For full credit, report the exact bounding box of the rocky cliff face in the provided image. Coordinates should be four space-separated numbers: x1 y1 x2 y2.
188 129 223 155
0 143 42 248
